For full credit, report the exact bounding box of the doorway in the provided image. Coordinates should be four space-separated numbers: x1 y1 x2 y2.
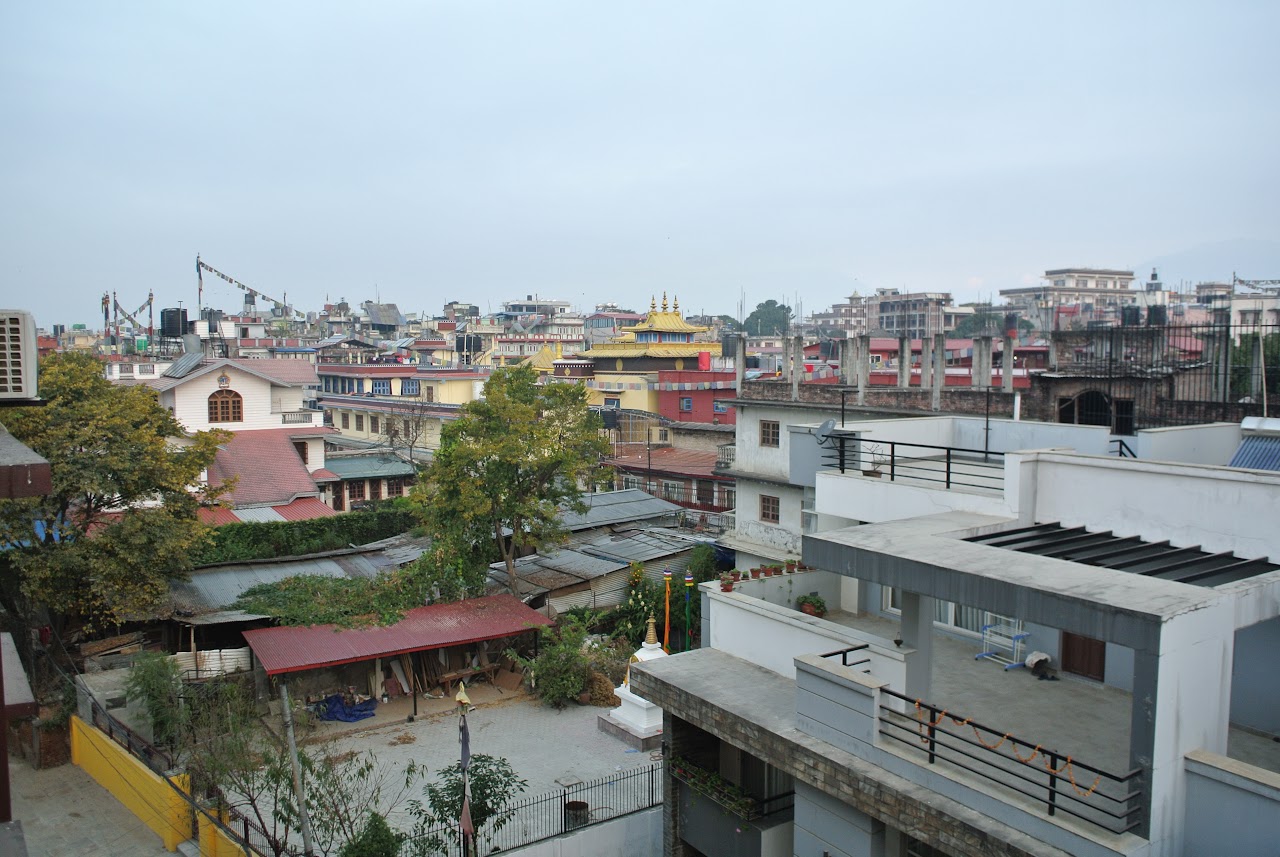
1061 632 1106 681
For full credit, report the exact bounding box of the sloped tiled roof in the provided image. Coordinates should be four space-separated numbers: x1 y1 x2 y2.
208 428 325 507
607 445 721 480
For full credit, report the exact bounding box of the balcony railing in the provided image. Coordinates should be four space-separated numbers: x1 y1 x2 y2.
715 443 736 471
877 687 1143 837
280 410 318 424
822 436 1004 493
669 757 794 821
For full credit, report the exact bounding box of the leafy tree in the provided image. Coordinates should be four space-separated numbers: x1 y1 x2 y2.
743 300 793 337
339 813 404 857
413 366 612 597
125 650 186 748
0 351 228 634
717 315 742 332
409 754 527 851
507 611 615 708
952 310 1034 338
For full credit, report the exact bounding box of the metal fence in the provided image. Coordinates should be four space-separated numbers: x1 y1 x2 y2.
878 687 1143 836
821 436 1005 493
404 762 664 856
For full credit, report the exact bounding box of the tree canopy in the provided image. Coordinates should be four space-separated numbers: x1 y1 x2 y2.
951 311 1034 338
743 300 793 336
412 365 612 597
0 351 228 630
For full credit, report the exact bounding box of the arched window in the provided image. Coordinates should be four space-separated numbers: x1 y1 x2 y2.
208 389 244 423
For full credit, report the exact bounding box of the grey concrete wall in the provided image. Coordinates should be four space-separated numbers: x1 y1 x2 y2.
1183 751 1280 857
501 807 661 857
794 781 884 857
787 424 825 488
1230 616 1280 734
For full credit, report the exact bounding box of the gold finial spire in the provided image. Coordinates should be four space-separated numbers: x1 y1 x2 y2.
650 295 657 312
661 292 669 312
645 615 659 645
673 295 680 312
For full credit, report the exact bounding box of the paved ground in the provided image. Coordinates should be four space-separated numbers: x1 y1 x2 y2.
8 757 173 857
322 684 657 832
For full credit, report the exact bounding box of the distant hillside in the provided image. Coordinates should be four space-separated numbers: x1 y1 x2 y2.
1137 238 1280 288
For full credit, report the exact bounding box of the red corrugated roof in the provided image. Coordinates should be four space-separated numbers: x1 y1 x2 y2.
208 428 325 507
198 506 241 526
242 594 553 675
273 497 338 521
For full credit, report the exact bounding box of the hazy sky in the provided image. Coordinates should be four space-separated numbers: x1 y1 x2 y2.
3 2 1279 329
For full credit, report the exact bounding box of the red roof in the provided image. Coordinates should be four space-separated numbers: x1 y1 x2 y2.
607 445 723 480
274 497 338 521
242 594 553 675
208 427 328 507
198 506 241 526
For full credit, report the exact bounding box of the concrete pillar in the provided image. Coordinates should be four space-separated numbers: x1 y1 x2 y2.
897 336 911 388
734 333 745 395
791 334 803 401
931 333 945 412
920 336 934 391
838 336 853 385
900 592 934 701
1002 333 1015 393
1251 334 1266 399
857 335 871 406
662 712 699 857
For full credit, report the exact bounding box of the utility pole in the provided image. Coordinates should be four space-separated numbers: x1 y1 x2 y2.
279 682 316 856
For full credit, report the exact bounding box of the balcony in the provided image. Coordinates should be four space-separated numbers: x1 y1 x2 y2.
715 442 736 471
279 410 321 425
821 434 1005 494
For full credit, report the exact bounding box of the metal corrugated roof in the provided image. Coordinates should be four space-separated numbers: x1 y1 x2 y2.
171 556 377 613
503 549 627 581
233 506 287 523
578 530 692 564
1228 435 1280 472
323 455 417 479
243 594 552 675
559 490 683 531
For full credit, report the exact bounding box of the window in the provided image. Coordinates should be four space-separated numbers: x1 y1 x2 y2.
724 488 736 510
662 480 682 502
760 420 780 448
332 486 344 511
760 494 780 524
622 475 643 490
402 379 420 396
118 363 134 375
138 364 155 375
341 413 350 429
605 397 621 408
372 380 391 395
293 441 308 464
347 480 366 501
355 414 364 432
423 385 434 402
713 400 730 414
386 477 404 496
369 479 382 501
679 396 693 412
370 416 379 435
208 390 244 423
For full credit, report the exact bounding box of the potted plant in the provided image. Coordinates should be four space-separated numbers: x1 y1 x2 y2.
720 574 734 592
750 567 762 579
862 442 887 478
730 569 741 582
785 560 797 573
796 594 827 618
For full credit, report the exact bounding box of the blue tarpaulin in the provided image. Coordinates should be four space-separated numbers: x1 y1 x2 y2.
316 694 378 722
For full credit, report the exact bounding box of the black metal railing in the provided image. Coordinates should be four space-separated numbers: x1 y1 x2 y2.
405 762 664 856
1110 438 1137 458
820 644 871 672
877 687 1143 836
89 698 176 776
822 437 1005 492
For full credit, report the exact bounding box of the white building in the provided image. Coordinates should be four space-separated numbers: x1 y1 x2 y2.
637 413 1280 857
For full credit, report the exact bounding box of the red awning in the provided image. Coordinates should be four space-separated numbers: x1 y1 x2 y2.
242 594 552 676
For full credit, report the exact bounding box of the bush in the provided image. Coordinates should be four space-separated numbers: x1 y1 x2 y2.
508 612 611 708
337 812 404 857
195 508 418 565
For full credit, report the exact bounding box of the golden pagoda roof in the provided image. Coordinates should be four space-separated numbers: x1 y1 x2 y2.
624 293 710 335
585 341 722 359
520 344 560 370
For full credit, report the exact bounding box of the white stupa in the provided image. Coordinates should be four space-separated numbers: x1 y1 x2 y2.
597 616 667 749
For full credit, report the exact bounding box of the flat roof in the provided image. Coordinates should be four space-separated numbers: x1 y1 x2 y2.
242 594 551 675
2 633 37 719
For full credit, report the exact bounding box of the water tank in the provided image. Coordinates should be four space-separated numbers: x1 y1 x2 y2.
202 308 223 327
1121 306 1141 327
1004 313 1020 337
1147 305 1168 326
160 308 188 338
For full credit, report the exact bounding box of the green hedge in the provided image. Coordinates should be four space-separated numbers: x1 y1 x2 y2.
195 508 419 566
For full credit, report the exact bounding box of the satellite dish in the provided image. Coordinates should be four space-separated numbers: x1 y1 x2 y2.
814 419 837 447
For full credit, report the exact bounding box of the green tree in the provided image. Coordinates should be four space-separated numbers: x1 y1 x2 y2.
0 351 229 634
409 754 527 851
413 366 612 597
743 300 793 337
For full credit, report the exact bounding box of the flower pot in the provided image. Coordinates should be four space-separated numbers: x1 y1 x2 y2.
731 571 741 582
721 582 734 592
750 569 761 579
799 602 826 618
763 568 774 577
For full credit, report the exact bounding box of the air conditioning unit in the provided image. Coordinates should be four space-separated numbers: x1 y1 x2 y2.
0 310 37 400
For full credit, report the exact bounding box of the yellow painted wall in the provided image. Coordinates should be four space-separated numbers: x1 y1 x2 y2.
588 373 659 412
433 377 483 405
70 715 193 852
198 807 247 857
